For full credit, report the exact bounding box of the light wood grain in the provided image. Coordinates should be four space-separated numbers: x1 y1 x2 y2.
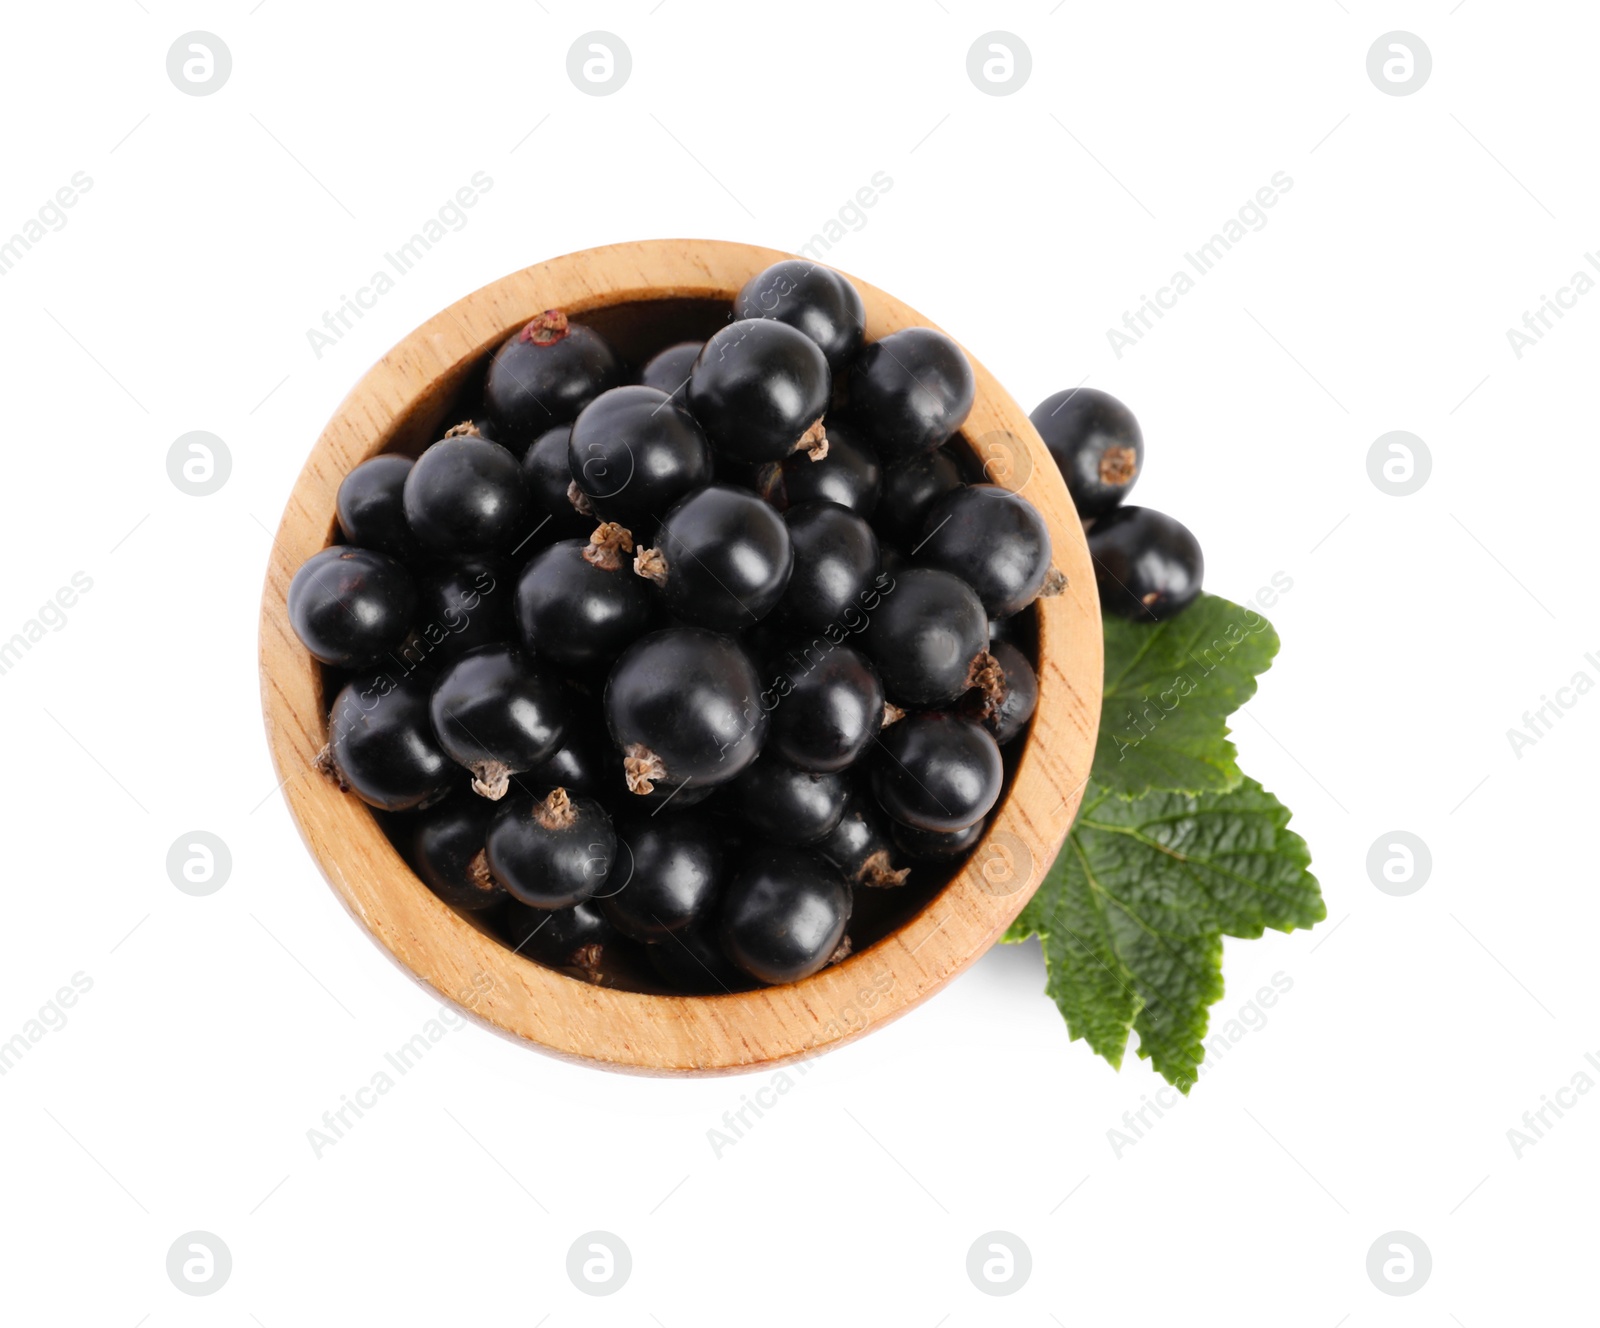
257 239 1103 1074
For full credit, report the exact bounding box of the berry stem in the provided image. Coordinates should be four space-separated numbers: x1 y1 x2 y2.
797 418 829 462
632 546 669 585
471 760 513 801
623 744 667 795
534 787 577 829
582 522 634 571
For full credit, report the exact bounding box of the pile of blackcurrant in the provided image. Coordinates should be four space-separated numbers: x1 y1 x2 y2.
288 260 1066 994
1029 387 1203 621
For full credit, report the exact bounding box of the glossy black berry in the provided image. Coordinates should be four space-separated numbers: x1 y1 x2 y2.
327 673 455 811
688 320 831 463
874 448 961 547
486 788 615 909
638 340 702 400
777 418 881 516
336 455 420 563
493 897 617 976
428 645 566 799
411 791 504 911
893 817 987 862
413 556 514 664
603 814 723 942
775 501 881 633
567 385 713 531
734 259 866 373
729 753 848 846
847 328 974 461
605 627 768 793
767 644 885 773
962 639 1037 745
519 704 615 797
521 426 594 542
816 784 909 887
289 547 415 668
872 711 1002 832
719 847 851 985
403 436 531 556
861 567 991 706
1030 387 1143 519
1088 505 1204 621
647 923 751 993
917 484 1055 618
484 310 623 446
515 528 658 668
635 485 792 632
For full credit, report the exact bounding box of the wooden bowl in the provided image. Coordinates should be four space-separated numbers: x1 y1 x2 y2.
258 239 1102 1074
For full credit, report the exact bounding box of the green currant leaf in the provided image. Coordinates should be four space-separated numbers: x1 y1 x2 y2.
1093 593 1280 798
1007 777 1323 1090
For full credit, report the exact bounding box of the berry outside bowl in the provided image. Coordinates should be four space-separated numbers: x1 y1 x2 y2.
258 238 1103 1075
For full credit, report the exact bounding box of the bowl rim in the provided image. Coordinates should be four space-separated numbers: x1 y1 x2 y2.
258 238 1102 1075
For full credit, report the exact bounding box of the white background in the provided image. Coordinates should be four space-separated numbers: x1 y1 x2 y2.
1 2 1595 1322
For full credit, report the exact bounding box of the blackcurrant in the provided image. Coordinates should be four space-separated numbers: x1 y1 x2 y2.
719 847 851 984
413 556 514 665
336 455 421 563
521 426 594 542
916 484 1057 618
634 485 792 632
847 327 974 461
1030 387 1143 519
518 704 616 797
604 627 768 793
647 922 751 994
861 567 991 706
484 310 623 446
1087 505 1204 621
602 814 723 942
515 527 658 668
961 639 1037 745
774 501 880 633
776 418 881 516
767 644 885 773
486 788 615 909
872 711 1002 832
639 340 702 400
326 673 455 811
873 448 961 548
734 259 866 373
289 547 415 668
403 436 532 556
428 645 566 799
893 817 987 863
816 784 909 887
729 753 848 846
567 385 713 532
688 320 831 463
411 791 504 911
493 897 618 976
